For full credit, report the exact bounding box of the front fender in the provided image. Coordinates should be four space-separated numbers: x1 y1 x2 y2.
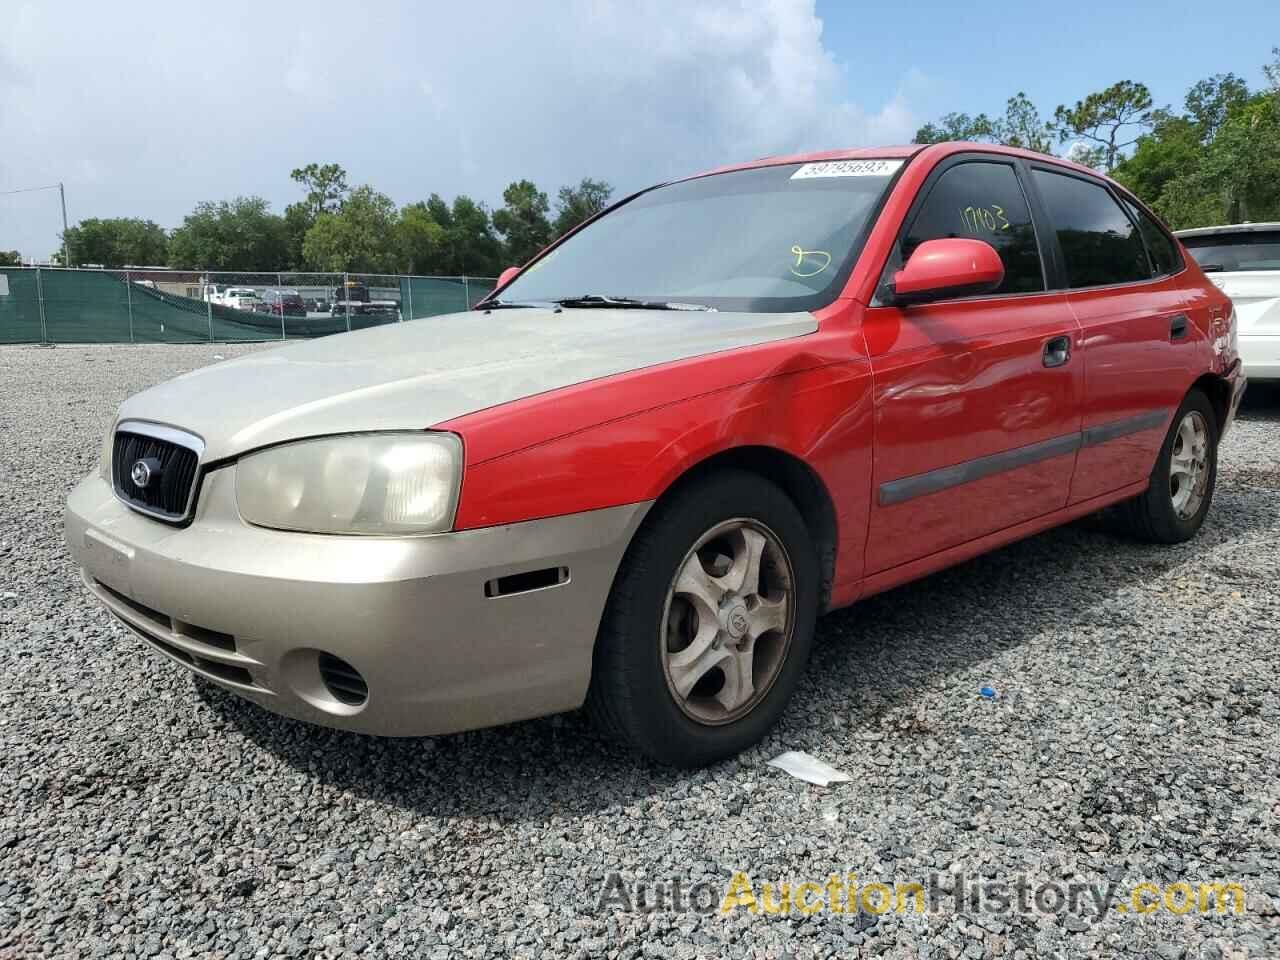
451 358 875 594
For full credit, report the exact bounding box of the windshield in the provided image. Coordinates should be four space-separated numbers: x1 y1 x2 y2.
1182 231 1280 272
498 159 904 312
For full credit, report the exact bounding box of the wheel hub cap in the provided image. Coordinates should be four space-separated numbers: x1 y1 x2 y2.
723 601 750 641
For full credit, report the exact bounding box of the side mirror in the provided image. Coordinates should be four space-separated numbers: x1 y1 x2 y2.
890 238 1004 306
496 266 520 289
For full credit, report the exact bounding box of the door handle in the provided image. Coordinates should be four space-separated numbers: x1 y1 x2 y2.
1042 335 1071 368
1170 313 1189 340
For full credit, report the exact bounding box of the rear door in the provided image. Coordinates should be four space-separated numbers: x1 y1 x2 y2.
1027 167 1195 504
862 155 1082 574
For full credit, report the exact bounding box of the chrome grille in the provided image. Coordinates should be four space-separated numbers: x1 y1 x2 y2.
111 421 203 522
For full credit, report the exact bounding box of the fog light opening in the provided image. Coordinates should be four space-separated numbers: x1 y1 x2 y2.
317 652 369 706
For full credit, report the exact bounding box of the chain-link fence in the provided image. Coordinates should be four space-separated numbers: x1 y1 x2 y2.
0 268 497 344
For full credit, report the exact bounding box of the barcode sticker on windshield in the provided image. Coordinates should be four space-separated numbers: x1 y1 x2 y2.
791 159 903 179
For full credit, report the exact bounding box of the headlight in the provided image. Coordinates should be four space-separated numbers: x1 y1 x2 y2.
236 433 462 535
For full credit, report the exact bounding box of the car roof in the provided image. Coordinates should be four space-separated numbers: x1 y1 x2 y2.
691 142 1108 181
1174 222 1280 238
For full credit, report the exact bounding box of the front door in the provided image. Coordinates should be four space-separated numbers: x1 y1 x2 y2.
862 156 1083 574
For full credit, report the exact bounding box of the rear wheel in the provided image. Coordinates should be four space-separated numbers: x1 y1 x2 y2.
586 471 818 767
1116 388 1218 543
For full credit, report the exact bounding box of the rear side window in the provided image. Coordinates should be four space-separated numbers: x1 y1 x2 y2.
901 161 1044 294
1121 198 1181 276
1032 169 1151 287
1181 231 1280 272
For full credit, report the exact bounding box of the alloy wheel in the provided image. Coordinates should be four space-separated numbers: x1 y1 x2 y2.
660 518 795 725
1169 410 1210 520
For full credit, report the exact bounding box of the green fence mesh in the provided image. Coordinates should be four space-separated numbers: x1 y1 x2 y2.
0 269 42 343
0 268 496 344
400 276 494 320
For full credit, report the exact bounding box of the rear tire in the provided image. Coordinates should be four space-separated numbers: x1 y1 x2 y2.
586 470 819 767
1115 388 1218 544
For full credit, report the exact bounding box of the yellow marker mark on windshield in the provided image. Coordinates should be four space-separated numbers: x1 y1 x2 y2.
790 245 832 278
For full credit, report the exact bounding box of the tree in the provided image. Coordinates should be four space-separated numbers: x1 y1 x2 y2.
1112 112 1204 215
396 202 447 274
284 163 349 270
1184 73 1249 141
301 185 400 273
1065 142 1107 170
423 194 505 276
168 197 289 270
1264 46 1280 93
996 93 1054 154
60 218 169 267
492 179 552 266
913 112 997 144
1198 93 1280 223
1051 81 1155 170
0 250 21 266
552 178 613 236
289 163 349 221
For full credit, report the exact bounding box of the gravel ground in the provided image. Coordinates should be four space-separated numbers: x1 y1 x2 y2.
1 342 1278 960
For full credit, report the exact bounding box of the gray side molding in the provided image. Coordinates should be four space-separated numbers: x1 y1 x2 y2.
878 408 1172 507
1081 409 1170 448
879 433 1082 507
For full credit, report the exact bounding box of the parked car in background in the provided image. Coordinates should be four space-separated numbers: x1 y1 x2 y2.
221 287 262 312
330 280 398 319
255 288 307 318
67 143 1243 767
1176 223 1280 381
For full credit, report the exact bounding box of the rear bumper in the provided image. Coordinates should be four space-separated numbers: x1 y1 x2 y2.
1240 334 1280 381
65 468 649 736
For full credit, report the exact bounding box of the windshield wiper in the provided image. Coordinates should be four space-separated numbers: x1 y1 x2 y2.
479 298 544 310
554 294 714 312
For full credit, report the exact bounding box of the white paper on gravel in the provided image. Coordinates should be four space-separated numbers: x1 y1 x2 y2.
767 751 852 786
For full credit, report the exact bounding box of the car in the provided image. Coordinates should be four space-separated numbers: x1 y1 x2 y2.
1175 223 1279 381
330 280 398 319
221 287 262 312
65 143 1244 767
255 287 307 318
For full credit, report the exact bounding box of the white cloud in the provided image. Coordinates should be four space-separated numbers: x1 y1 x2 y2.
0 0 921 260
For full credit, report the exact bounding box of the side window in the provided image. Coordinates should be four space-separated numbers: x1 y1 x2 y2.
1121 197 1181 276
1031 169 1152 287
901 161 1044 294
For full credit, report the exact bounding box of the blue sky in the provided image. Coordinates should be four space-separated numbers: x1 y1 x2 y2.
818 0 1277 128
2 0 1277 261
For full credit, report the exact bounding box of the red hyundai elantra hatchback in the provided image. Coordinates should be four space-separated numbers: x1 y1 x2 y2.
68 143 1244 766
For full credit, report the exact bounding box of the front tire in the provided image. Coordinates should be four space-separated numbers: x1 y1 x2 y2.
1117 388 1218 543
586 470 819 767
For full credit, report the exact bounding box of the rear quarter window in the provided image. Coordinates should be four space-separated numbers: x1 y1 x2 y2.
1121 198 1181 276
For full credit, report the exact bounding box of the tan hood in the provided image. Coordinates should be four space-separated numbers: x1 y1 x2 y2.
116 307 817 461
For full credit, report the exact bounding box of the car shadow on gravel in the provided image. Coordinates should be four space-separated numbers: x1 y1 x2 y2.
198 388 1280 823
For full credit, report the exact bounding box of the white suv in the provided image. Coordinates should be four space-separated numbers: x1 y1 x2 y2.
1176 223 1280 381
